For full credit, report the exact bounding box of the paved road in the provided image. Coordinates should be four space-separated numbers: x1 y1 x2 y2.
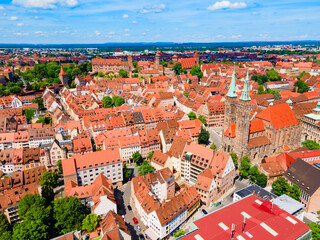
115 167 143 240
207 127 223 148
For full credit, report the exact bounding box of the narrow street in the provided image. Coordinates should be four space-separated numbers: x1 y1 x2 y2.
114 167 142 240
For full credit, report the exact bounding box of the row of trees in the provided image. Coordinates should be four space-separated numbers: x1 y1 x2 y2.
102 95 125 108
97 69 128 78
239 155 268 187
251 69 281 85
0 82 24 96
131 151 156 176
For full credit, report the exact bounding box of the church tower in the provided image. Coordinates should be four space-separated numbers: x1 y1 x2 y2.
235 70 252 156
59 67 68 86
155 51 160 70
194 51 200 66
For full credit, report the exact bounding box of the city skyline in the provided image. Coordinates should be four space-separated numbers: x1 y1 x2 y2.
0 0 320 44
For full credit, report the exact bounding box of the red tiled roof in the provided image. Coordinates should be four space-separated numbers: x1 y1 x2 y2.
178 58 196 69
224 123 236 137
249 119 265 133
256 103 299 129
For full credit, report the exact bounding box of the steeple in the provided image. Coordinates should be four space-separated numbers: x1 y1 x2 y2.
59 66 67 76
239 70 251 101
226 65 237 98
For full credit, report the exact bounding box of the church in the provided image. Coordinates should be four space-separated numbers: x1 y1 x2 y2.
222 69 301 162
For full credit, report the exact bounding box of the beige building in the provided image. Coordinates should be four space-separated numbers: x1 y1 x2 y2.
92 57 132 75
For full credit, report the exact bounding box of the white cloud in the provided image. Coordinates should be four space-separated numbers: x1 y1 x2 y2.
124 33 130 37
17 23 24 26
15 32 28 36
108 31 115 35
140 4 166 14
217 34 225 38
124 28 129 32
12 0 78 9
95 30 101 36
251 11 259 15
207 1 247 10
122 14 129 18
231 34 242 38
34 16 39 19
0 6 4 10
132 20 137 23
35 31 42 34
10 16 18 20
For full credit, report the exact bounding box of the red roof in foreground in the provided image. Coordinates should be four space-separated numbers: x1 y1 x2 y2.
180 195 310 240
256 103 299 129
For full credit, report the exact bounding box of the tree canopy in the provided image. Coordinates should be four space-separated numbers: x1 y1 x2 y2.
306 223 320 240
190 65 203 80
210 142 217 150
302 140 320 150
147 152 154 160
198 127 210 145
82 214 100 232
118 69 128 78
239 155 251 178
53 197 88 235
132 151 143 165
294 80 310 93
173 229 186 238
272 177 290 196
138 161 155 176
188 111 197 120
198 115 206 125
25 109 36 122
0 213 11 239
230 152 238 169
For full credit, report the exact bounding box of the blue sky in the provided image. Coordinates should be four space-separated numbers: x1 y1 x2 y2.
0 0 319 43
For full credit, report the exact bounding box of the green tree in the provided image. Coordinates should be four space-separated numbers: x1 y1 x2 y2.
138 161 155 176
97 72 104 78
198 115 206 125
118 69 128 78
56 160 63 173
8 85 22 94
53 197 88 235
39 171 59 189
257 85 265 94
32 98 45 110
13 220 49 240
248 166 259 181
210 142 217 150
160 61 168 67
0 213 12 239
190 65 203 80
272 177 290 196
302 140 320 150
183 91 189 98
294 80 310 93
70 81 76 88
82 214 100 232
132 151 143 165
230 152 238 169
123 163 132 180
198 127 210 145
102 96 113 108
188 111 197 120
25 109 36 121
173 229 186 238
256 173 268 187
147 152 154 160
115 97 125 107
306 223 320 240
18 194 47 219
288 184 301 201
266 69 281 81
239 156 251 178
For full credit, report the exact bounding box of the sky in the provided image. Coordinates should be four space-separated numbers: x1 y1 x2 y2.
0 0 320 44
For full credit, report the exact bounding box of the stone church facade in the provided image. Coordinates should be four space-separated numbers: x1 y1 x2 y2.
222 69 301 163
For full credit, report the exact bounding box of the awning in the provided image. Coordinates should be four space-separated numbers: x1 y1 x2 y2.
145 228 159 240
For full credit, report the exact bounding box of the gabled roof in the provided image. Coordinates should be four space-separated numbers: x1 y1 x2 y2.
284 158 320 196
249 119 265 133
224 123 236 137
256 103 299 129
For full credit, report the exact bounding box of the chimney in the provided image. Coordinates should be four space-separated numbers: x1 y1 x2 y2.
242 216 246 233
231 223 235 239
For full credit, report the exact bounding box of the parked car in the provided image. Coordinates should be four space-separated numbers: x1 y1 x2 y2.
116 198 121 205
122 215 126 222
138 234 145 240
202 209 208 215
133 217 138 224
127 205 132 211
137 225 141 232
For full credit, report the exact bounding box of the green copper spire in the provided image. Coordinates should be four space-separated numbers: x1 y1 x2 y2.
239 70 251 101
226 66 237 98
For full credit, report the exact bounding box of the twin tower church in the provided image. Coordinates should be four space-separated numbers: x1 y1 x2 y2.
222 68 300 162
